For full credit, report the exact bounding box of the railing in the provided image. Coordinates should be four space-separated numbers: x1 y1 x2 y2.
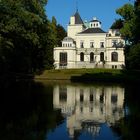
76 48 105 55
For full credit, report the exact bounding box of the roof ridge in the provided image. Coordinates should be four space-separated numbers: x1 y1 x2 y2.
78 28 106 34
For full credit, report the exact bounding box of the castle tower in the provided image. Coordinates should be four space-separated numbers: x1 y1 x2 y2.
67 10 84 39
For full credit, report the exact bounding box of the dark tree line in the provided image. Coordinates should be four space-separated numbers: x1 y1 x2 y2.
0 0 66 75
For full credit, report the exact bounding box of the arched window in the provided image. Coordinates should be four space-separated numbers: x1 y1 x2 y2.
90 52 94 62
80 52 84 61
100 52 104 62
111 52 118 62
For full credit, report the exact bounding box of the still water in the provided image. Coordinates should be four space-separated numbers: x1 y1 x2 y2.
0 80 140 140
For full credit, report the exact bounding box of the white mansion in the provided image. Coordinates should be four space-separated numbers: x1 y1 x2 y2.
54 11 125 69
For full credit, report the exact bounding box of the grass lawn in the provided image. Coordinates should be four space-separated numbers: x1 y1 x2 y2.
35 68 140 84
35 68 121 80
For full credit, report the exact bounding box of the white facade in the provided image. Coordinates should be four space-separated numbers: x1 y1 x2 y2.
54 11 125 69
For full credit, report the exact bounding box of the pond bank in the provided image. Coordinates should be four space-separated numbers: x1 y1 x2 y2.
35 69 140 84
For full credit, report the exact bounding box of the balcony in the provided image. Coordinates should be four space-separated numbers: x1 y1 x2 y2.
76 48 105 55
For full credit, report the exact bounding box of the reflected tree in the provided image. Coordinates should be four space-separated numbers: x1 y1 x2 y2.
0 80 64 140
111 85 140 140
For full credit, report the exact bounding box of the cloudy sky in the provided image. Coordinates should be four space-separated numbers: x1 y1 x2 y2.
46 0 133 31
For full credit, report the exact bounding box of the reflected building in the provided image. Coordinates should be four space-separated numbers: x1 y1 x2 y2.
53 85 124 138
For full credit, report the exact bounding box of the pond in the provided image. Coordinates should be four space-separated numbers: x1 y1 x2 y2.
0 80 140 140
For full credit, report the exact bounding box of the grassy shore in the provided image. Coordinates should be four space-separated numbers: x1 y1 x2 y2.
35 68 121 80
35 68 140 84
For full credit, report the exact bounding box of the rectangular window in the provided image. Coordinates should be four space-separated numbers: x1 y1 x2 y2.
80 52 84 61
80 94 84 102
90 42 94 48
100 52 104 62
115 31 120 36
111 52 118 62
80 41 84 48
112 40 117 47
59 52 67 66
100 42 104 48
80 107 83 113
100 93 104 103
112 65 114 69
111 95 118 104
80 89 84 102
112 65 117 69
90 107 93 112
90 94 93 102
59 86 67 102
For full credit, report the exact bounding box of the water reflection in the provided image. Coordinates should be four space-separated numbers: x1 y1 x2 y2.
0 80 64 140
53 85 124 139
1 80 139 140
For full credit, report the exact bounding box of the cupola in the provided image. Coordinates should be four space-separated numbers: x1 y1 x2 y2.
89 17 101 28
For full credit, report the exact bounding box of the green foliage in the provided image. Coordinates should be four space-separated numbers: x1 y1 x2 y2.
133 3 140 44
116 3 135 41
116 4 135 21
56 24 67 47
126 43 140 69
115 2 140 70
0 80 64 140
50 16 57 47
110 19 123 29
50 16 67 47
0 0 57 75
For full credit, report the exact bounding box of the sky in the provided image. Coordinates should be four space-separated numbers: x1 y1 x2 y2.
46 0 134 31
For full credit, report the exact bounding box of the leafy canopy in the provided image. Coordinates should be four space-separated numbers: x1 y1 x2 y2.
0 0 57 74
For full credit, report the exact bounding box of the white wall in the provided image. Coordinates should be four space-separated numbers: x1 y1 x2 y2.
105 30 125 69
70 16 75 25
67 25 84 39
54 47 76 69
76 33 106 48
106 48 125 69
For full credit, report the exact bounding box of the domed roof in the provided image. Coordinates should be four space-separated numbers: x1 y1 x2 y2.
63 37 74 42
90 17 101 24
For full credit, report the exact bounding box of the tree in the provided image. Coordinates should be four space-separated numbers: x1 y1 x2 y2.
42 17 57 70
56 24 67 47
0 0 56 74
110 19 123 29
115 2 140 70
126 43 140 69
133 1 140 44
116 3 135 43
51 16 57 47
50 17 67 47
